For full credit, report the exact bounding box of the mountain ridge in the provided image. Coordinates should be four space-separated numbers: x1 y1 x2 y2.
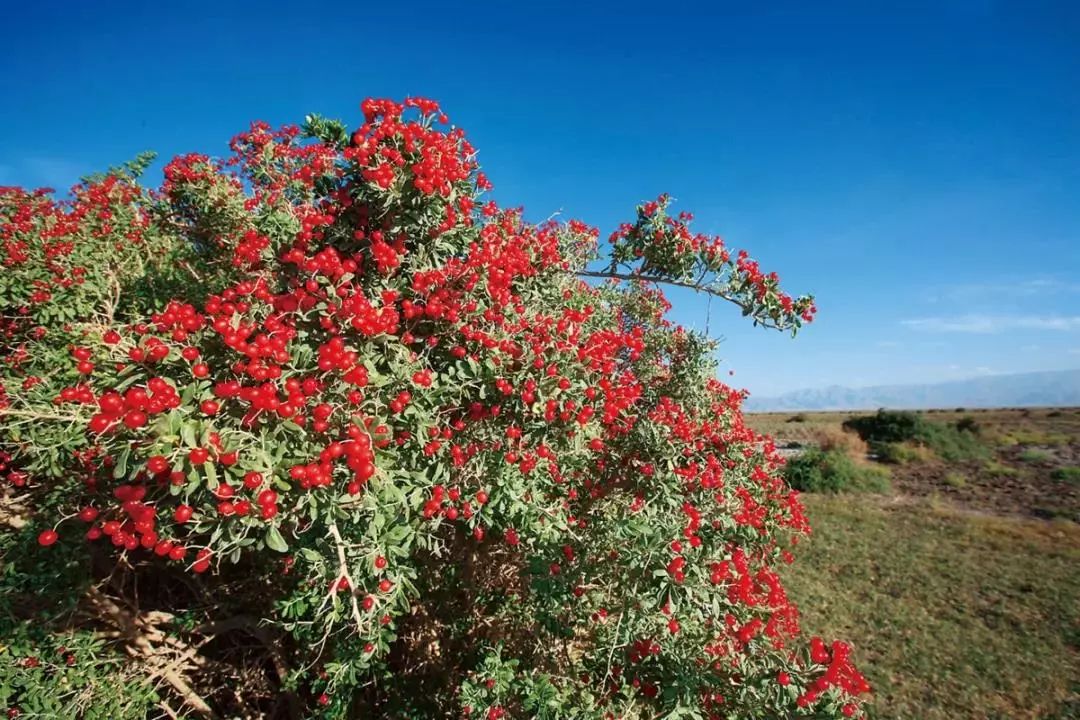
743 369 1080 411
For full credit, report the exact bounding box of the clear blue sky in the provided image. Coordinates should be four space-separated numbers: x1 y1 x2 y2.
2 1 1078 396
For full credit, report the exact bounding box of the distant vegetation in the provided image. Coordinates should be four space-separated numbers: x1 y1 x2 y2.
842 409 989 463
751 406 1080 719
784 448 890 494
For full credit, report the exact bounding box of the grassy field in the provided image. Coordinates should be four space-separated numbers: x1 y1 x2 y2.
748 408 1080 720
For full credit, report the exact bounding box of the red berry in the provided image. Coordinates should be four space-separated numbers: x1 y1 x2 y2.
174 505 194 523
188 448 209 464
123 411 148 429
38 529 59 546
192 363 209 378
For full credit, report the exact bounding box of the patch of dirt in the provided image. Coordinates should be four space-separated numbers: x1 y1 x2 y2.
887 451 1080 523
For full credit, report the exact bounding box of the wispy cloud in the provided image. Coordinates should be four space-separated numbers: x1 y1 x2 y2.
901 315 1080 334
923 278 1080 304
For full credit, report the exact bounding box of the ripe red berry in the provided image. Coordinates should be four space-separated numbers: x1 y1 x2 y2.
123 411 148 429
147 455 169 474
374 555 387 570
200 400 219 415
188 448 209 464
192 363 209 378
38 529 59 546
174 505 194 523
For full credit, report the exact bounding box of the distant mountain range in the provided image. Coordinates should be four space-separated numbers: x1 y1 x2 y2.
744 369 1080 412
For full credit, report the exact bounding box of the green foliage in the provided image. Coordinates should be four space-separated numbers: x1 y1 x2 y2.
784 449 891 494
873 442 930 465
943 472 967 488
1051 467 1080 483
0 97 862 719
845 410 989 463
1020 448 1053 463
843 410 925 444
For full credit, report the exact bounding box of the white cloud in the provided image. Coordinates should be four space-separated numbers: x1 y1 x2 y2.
901 315 1080 334
927 278 1080 303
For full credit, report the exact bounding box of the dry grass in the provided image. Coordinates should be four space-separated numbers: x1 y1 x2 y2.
811 426 870 460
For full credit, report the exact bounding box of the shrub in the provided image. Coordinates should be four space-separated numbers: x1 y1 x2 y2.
917 423 990 462
943 472 967 489
843 410 924 444
0 98 867 719
1020 448 1053 463
787 413 808 423
982 460 1020 478
1051 467 1080 483
784 449 891 495
955 416 980 434
845 410 988 463
873 442 932 465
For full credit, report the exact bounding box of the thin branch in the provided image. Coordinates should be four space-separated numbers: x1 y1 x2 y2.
574 268 778 324
327 520 368 634
0 408 88 423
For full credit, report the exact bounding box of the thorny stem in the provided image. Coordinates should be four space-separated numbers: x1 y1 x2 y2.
574 269 786 330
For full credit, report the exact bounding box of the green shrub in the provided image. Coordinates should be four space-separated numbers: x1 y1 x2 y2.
845 410 989 462
874 441 932 465
843 409 925 443
955 416 980 434
943 472 967 488
1051 467 1080 483
918 422 991 462
983 460 1020 477
785 449 891 494
1020 448 1053 463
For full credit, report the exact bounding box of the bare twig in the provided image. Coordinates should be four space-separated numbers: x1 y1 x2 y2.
327 520 368 634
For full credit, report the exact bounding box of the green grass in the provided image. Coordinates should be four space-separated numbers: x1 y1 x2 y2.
943 471 967 488
782 494 1080 720
982 459 1021 478
874 441 933 465
1051 467 1080 483
1019 448 1053 463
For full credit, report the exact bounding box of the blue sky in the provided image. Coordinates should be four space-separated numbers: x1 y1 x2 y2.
2 1 1078 396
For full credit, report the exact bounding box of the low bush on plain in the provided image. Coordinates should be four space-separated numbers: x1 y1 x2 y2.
784 449 891 495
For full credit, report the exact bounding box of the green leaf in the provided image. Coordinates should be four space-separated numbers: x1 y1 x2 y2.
265 526 288 553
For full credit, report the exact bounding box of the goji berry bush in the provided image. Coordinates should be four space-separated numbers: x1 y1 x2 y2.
0 97 868 719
